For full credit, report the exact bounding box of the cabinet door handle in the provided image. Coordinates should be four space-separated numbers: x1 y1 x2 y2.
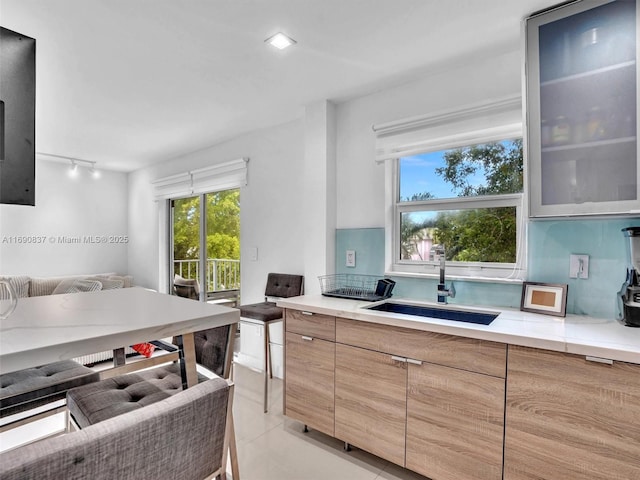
301 311 314 316
391 355 407 363
301 336 313 341
406 358 423 366
586 356 613 365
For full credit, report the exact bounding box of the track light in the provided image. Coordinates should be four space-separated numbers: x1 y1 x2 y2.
69 161 79 177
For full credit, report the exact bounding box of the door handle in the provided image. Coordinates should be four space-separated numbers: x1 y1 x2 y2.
585 356 613 365
301 311 314 316
301 336 313 341
391 355 407 363
406 358 423 366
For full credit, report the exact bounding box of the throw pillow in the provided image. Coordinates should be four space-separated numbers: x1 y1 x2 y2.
51 279 103 295
131 343 156 358
0 276 30 300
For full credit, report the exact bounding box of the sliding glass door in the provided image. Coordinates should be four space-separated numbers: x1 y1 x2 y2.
170 189 240 305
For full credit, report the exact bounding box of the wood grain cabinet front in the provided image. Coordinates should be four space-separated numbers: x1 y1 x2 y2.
283 309 337 436
406 362 505 480
504 346 640 480
284 332 335 436
335 343 408 466
334 318 506 480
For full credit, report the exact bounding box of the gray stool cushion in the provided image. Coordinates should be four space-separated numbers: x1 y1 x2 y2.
67 363 207 428
1 360 100 417
263 273 304 299
239 301 283 322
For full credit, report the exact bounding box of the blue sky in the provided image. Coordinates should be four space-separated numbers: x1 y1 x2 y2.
399 151 488 200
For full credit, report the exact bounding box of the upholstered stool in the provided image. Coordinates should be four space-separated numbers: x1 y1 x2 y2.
66 325 240 479
67 363 210 428
239 273 303 413
1 360 100 431
67 325 233 428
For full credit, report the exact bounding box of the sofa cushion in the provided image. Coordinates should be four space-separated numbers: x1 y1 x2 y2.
0 276 30 300
107 275 134 288
52 279 103 295
86 277 124 290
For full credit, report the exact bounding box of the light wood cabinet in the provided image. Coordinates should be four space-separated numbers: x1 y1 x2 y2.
336 317 506 378
286 309 335 341
334 343 407 466
283 308 640 480
504 346 640 480
334 318 506 480
406 362 504 480
283 310 335 436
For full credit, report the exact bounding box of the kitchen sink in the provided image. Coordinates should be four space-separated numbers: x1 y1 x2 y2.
365 301 499 325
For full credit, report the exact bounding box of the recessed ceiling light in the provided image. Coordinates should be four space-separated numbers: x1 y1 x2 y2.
265 32 296 50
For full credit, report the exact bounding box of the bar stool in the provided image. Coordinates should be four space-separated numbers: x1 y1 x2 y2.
239 273 303 413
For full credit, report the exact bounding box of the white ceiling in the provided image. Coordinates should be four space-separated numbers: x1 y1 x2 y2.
1 0 555 172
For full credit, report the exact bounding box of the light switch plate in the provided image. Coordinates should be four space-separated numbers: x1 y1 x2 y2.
249 247 258 262
569 254 589 279
346 250 356 268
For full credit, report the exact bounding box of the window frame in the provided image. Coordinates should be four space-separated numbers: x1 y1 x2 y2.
385 145 526 282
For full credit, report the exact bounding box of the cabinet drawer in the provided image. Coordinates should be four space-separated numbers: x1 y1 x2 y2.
285 309 335 341
336 318 506 378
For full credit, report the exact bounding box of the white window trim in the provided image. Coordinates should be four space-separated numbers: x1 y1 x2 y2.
380 100 528 283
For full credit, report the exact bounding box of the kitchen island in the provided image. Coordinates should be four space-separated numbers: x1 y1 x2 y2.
277 295 640 480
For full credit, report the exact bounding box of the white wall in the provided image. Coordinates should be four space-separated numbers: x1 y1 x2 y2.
0 160 129 276
127 48 523 298
335 49 523 228
127 119 306 304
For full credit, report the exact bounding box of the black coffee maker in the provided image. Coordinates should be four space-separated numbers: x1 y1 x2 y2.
619 226 640 327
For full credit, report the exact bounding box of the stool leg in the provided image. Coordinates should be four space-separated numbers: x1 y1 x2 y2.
263 322 269 413
267 322 273 380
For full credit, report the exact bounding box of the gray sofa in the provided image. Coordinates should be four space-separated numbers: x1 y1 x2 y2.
0 377 234 480
0 273 136 365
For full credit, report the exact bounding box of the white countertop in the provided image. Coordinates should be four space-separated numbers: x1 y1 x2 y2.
0 287 240 374
277 295 640 364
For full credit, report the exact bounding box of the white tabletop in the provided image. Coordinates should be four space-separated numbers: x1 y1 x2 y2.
277 295 640 364
0 288 239 374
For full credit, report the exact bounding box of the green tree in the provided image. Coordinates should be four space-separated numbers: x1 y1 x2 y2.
173 189 240 267
402 139 522 263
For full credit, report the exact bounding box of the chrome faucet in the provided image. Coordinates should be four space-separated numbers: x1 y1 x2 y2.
435 246 455 304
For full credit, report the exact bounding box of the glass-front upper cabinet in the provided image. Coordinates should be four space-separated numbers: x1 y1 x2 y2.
526 0 639 217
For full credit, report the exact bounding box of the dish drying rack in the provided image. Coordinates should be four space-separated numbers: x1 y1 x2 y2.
318 274 394 302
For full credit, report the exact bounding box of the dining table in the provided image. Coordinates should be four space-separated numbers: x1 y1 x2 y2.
1 286 241 477
0 287 240 387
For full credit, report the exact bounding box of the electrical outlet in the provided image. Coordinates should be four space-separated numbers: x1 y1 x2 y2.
346 250 356 268
569 254 589 279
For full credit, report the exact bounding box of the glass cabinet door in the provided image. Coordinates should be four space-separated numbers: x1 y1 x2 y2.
526 0 639 217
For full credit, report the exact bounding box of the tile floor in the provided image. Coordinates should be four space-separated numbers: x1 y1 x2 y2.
231 363 429 480
1 361 429 480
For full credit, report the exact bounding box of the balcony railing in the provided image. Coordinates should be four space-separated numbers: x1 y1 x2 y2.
174 258 240 293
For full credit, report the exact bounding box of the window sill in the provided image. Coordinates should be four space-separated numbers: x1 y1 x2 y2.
385 270 525 285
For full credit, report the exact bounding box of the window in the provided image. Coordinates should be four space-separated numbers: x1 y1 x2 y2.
394 139 524 280
375 96 525 280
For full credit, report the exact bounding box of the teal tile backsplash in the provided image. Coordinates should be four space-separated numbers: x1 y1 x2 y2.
336 217 640 319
